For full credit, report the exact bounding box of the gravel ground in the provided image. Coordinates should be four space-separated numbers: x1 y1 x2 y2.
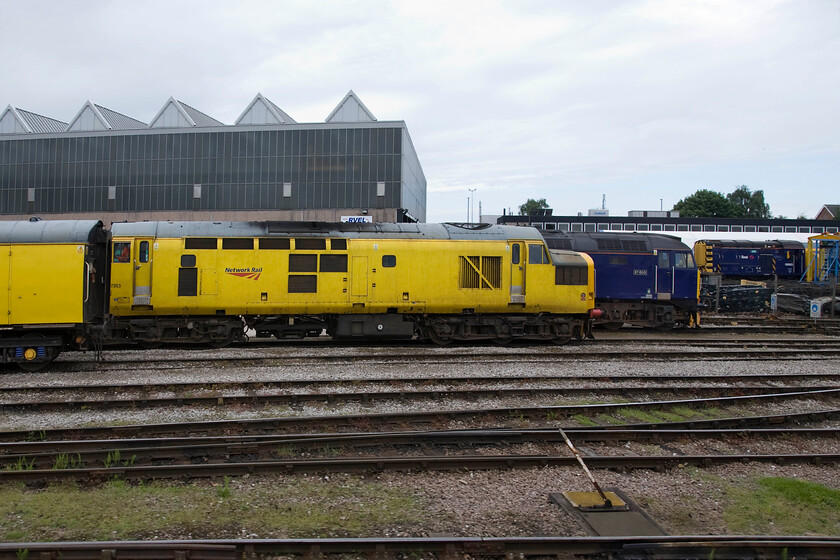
1 335 839 538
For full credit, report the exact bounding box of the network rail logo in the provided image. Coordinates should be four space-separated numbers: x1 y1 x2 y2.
225 267 263 280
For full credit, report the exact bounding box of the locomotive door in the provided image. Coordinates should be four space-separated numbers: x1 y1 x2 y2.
132 238 153 306
510 242 525 304
655 250 672 299
351 256 368 297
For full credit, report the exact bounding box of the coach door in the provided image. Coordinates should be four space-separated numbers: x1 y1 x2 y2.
655 250 673 300
133 238 153 306
510 242 525 304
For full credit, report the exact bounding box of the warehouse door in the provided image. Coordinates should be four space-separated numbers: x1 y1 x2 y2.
351 256 368 297
510 242 525 304
133 238 153 306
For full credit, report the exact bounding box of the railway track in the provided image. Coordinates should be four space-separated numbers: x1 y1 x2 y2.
2 389 837 441
3 536 840 560
2 384 837 412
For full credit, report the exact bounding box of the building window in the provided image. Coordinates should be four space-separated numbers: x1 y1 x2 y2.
813 227 824 233
610 223 622 231
558 223 570 231
758 226 770 232
718 225 729 232
624 224 635 231
785 226 797 233
571 223 583 232
745 225 757 232
193 184 201 199
677 224 688 231
704 225 715 232
637 224 649 231
543 223 556 230
651 224 663 231
731 225 743 232
283 182 292 197
798 227 811 233
772 226 783 232
664 224 676 231
691 225 702 231
377 181 385 197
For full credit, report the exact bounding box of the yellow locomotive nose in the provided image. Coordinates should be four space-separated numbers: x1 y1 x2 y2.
24 348 37 361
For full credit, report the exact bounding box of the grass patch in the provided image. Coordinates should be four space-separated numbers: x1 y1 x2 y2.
570 414 598 427
723 477 840 535
618 408 665 424
0 476 425 540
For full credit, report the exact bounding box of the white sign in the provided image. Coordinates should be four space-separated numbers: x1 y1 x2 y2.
341 216 372 223
811 300 822 318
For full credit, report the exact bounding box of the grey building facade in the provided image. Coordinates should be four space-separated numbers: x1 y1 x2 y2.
0 91 426 225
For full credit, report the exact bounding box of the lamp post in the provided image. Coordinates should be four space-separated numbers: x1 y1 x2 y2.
468 188 476 223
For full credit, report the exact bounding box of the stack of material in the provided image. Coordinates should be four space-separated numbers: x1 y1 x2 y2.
701 285 772 312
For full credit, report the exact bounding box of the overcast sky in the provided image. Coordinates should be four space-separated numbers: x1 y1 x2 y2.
2 0 837 222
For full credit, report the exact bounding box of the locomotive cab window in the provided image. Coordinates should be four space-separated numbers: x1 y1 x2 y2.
113 242 130 263
658 252 670 268
528 244 550 264
674 252 693 269
511 244 520 265
139 241 150 263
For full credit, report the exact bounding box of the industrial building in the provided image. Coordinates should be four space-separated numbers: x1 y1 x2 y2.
0 91 426 224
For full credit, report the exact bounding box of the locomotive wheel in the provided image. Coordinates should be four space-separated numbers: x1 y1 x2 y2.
17 334 59 372
428 330 453 346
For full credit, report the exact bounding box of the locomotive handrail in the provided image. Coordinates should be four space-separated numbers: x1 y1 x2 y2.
83 261 91 303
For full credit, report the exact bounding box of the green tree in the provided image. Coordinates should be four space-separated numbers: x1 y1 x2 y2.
672 189 743 218
518 198 549 215
726 185 771 218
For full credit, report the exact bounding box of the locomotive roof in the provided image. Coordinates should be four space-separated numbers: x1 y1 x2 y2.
110 221 548 242
541 231 690 253
699 239 805 249
0 219 104 243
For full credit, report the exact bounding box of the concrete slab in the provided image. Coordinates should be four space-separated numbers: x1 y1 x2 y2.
550 489 667 537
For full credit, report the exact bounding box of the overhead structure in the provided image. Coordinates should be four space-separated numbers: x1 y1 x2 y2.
804 233 840 283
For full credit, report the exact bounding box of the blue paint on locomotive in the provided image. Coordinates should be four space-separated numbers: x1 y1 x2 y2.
704 241 805 278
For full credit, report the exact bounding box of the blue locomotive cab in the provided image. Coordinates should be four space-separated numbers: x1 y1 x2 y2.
543 231 699 329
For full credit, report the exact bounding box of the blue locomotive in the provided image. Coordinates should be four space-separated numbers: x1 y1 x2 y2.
694 239 806 278
543 231 699 329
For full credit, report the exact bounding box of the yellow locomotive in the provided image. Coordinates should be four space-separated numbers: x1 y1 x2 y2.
0 220 595 369
108 221 595 346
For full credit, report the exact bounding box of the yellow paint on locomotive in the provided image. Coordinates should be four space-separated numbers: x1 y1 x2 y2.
109 235 594 317
0 243 87 325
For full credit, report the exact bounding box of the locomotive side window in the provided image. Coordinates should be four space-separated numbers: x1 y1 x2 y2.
181 254 196 267
289 254 317 272
113 242 130 263
185 238 217 250
511 244 520 265
295 238 326 250
331 239 347 250
382 255 396 268
675 252 691 269
259 238 290 250
321 254 348 272
555 266 588 285
222 238 254 250
139 241 150 263
608 256 628 265
178 268 198 296
658 252 670 268
288 275 317 293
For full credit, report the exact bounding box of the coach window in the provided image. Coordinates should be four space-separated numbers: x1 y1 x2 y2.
139 241 150 263
113 242 130 263
658 252 670 268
